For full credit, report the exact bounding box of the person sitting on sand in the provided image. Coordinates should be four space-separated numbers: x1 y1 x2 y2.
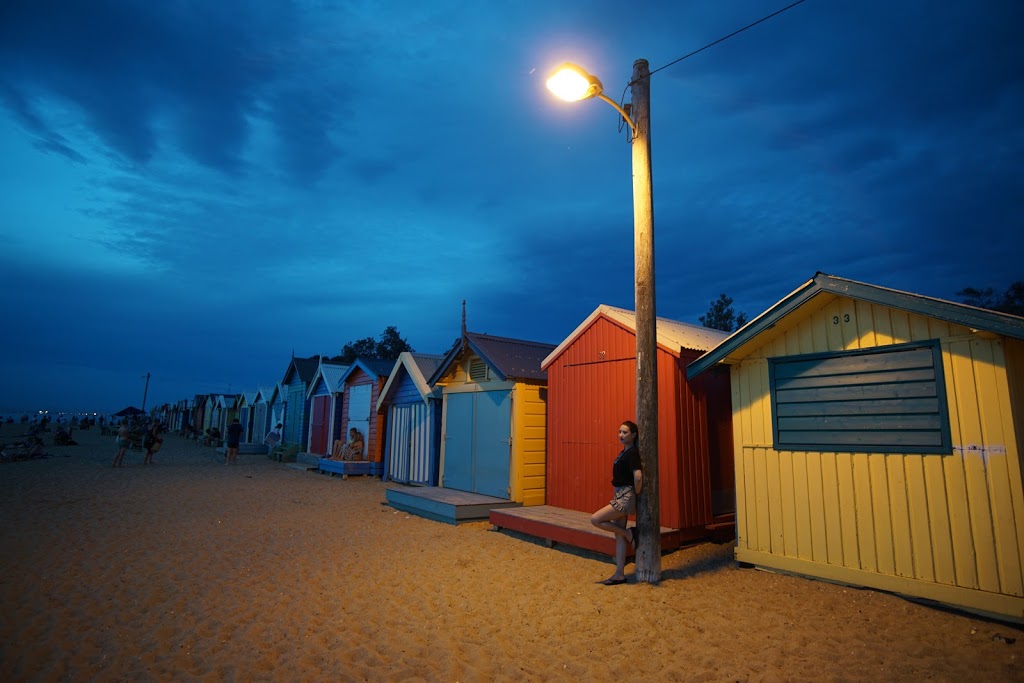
205 427 222 447
55 427 78 446
338 428 364 461
112 423 131 467
1 437 45 461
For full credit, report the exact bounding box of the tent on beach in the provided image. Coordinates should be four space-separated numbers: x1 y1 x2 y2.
113 406 144 418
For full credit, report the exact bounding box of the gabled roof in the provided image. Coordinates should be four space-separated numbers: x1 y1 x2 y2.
337 357 395 388
428 332 556 385
541 304 728 370
687 272 1024 380
252 387 266 403
215 394 239 409
376 352 445 412
281 355 321 385
265 383 284 404
305 360 350 399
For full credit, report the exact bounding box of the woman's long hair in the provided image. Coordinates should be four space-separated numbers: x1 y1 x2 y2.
621 420 639 449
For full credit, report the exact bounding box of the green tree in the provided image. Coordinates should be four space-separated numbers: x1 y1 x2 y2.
338 326 415 363
957 281 1024 316
338 336 377 363
699 293 748 332
375 325 414 360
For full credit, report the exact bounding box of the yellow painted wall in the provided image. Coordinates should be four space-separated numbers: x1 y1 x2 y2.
439 352 548 505
511 383 548 506
730 294 1024 620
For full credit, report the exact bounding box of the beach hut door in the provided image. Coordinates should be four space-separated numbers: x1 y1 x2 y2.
443 390 512 498
347 383 371 458
387 402 431 485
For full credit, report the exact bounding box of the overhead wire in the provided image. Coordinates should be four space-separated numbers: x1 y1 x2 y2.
632 0 808 85
615 0 808 136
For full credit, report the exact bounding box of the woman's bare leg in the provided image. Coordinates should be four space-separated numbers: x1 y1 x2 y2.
591 504 631 580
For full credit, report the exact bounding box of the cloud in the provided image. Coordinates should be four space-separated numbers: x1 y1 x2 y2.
0 81 88 163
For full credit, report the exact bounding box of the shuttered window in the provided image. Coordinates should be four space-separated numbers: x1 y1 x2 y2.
469 359 489 382
768 340 952 454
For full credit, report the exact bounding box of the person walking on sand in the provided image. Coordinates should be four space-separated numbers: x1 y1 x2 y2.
590 420 643 585
112 422 131 467
226 418 243 465
142 422 163 465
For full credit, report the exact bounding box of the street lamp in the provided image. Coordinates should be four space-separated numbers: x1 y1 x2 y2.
547 60 661 584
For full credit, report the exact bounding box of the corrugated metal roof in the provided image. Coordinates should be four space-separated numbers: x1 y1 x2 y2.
294 356 320 383
337 357 395 388
281 355 321 385
376 352 446 412
542 304 728 370
318 362 349 395
428 332 556 385
411 353 445 380
687 272 1024 379
466 332 556 382
361 358 398 378
263 383 284 404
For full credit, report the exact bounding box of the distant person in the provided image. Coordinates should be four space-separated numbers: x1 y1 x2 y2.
264 423 283 448
55 426 77 446
339 428 364 461
113 423 131 467
226 418 243 465
590 420 643 586
2 437 45 461
142 423 163 465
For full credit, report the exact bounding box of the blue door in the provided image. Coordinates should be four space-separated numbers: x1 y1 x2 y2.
474 390 512 498
443 390 511 497
239 406 250 442
286 387 305 446
443 393 475 492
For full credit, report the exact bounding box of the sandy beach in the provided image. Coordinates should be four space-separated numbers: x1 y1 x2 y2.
0 426 1020 682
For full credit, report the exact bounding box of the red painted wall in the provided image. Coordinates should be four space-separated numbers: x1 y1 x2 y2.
340 368 387 462
545 315 733 531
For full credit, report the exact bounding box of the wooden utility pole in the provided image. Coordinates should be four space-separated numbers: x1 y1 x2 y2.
631 58 661 583
141 372 151 415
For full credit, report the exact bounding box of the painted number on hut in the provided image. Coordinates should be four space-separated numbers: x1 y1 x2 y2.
832 314 851 324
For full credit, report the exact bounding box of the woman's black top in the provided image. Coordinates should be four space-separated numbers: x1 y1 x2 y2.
611 445 642 487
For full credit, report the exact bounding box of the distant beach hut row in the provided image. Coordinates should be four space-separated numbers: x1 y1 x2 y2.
157 273 1024 622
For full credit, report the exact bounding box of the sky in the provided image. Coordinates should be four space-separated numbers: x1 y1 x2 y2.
1 0 1021 415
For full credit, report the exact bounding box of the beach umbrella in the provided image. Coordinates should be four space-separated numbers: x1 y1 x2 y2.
113 406 144 417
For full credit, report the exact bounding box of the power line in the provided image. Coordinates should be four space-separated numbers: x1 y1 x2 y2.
629 0 809 85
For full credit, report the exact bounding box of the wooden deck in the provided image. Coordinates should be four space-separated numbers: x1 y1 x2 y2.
386 486 521 525
490 505 697 557
318 459 383 478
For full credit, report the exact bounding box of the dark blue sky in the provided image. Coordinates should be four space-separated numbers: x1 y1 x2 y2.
1 1 1021 414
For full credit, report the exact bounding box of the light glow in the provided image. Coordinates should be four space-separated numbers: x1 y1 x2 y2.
546 63 603 102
